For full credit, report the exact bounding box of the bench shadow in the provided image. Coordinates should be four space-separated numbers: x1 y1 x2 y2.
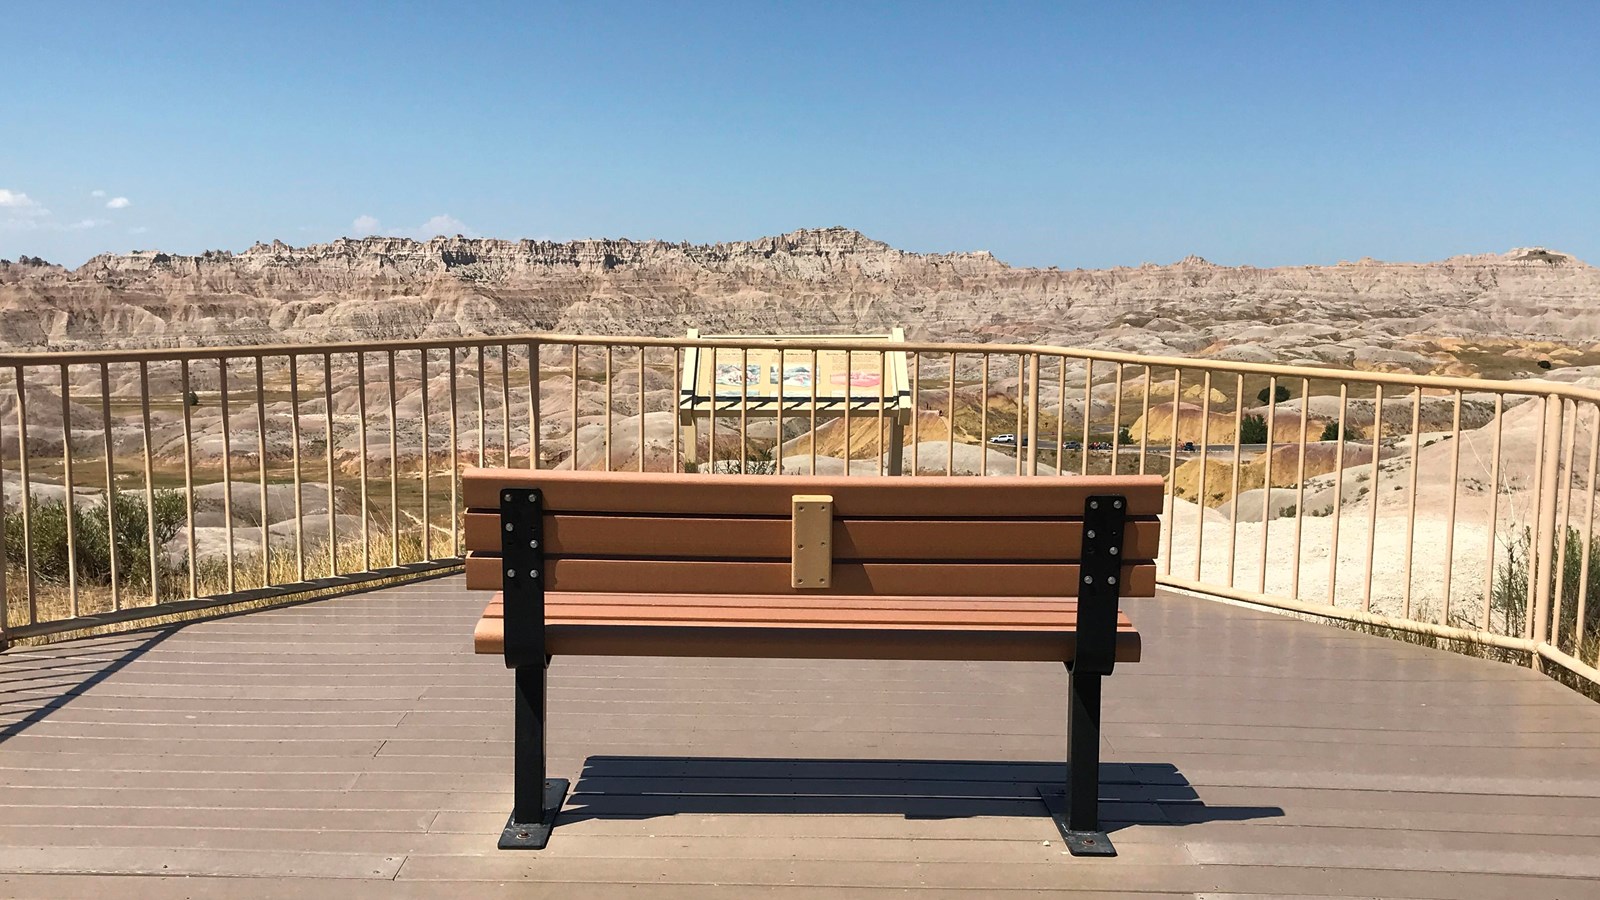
0 628 177 743
560 756 1283 833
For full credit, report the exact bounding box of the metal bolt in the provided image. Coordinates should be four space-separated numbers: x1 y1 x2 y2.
1110 547 1119 555
1113 500 1122 509
1108 576 1117 585
1083 576 1092 584
530 539 539 549
505 523 513 532
506 569 515 578
517 830 530 840
1089 500 1099 509
530 571 539 580
1086 529 1095 539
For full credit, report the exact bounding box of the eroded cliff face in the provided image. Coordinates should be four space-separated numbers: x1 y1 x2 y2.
1 227 1596 377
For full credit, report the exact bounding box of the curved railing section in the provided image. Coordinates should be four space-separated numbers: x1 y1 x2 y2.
0 334 1595 691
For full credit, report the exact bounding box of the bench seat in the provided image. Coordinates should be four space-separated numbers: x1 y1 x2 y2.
473 592 1141 661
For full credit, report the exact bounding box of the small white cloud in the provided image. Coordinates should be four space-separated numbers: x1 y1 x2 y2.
106 196 131 209
128 226 149 235
351 213 477 240
0 189 48 217
63 218 108 231
90 189 107 198
410 214 475 238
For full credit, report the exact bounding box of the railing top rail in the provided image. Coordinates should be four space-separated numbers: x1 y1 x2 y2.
1 331 1594 403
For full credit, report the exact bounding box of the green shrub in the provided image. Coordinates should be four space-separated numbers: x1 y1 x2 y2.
1320 421 1345 442
1257 384 1291 405
1239 414 1268 445
4 490 187 589
1491 526 1600 655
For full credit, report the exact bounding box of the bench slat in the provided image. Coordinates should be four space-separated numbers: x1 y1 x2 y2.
473 599 1141 663
464 555 1156 597
464 469 1165 517
462 513 1162 562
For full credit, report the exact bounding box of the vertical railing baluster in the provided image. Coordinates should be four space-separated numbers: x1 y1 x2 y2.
255 356 269 589
419 349 431 559
1080 358 1093 477
608 341 614 470
1531 395 1564 650
810 348 819 475
1327 383 1348 605
323 353 337 578
447 349 460 557
219 358 235 594
1551 400 1578 649
977 354 988 476
570 344 580 470
289 355 305 582
500 344 511 467
1481 393 1504 632
528 342 540 470
883 349 896 477
1110 363 1124 477
181 360 198 598
13 366 36 621
1257 375 1276 594
1227 374 1244 588
670 345 681 473
1401 387 1422 619
909 352 919 476
58 364 78 615
638 346 646 473
1164 368 1181 576
946 353 955 476
1137 365 1151 476
1574 402 1598 653
139 362 157 604
1055 357 1066 475
1362 384 1384 613
1440 389 1463 625
388 349 400 567
1026 355 1040 477
1195 371 1212 581
844 349 853 475
356 352 370 573
1290 377 1310 599
476 346 487 470
1013 355 1024 477
99 363 119 612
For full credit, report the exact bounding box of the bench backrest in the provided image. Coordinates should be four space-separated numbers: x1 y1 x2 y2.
462 470 1164 599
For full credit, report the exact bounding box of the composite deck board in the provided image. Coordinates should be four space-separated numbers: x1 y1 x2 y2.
1 575 1598 897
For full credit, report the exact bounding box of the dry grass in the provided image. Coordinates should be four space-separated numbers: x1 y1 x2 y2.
4 526 455 646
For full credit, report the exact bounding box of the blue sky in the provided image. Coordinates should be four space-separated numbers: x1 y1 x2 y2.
2 1 1596 269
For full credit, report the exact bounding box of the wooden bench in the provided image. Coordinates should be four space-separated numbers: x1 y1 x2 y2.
463 469 1162 856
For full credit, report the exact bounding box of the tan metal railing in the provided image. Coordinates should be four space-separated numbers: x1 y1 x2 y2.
1 334 1596 692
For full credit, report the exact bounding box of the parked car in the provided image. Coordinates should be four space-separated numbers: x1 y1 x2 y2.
1183 441 1196 452
1063 440 1082 450
989 433 1018 445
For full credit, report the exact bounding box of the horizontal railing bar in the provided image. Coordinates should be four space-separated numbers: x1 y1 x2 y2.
0 333 1579 403
1159 575 1540 654
4 560 463 642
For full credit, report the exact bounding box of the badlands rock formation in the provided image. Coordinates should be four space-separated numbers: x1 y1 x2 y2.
2 229 1597 378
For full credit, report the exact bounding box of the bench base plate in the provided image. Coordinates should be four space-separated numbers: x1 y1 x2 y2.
498 778 570 850
1039 789 1117 857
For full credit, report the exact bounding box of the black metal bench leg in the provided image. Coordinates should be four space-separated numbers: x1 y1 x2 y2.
1041 664 1115 856
500 660 568 849
1039 492 1124 857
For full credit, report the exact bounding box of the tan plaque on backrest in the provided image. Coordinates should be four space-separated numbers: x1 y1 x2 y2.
791 494 833 589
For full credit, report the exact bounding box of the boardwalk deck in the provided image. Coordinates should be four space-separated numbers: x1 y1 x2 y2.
1 575 1598 898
